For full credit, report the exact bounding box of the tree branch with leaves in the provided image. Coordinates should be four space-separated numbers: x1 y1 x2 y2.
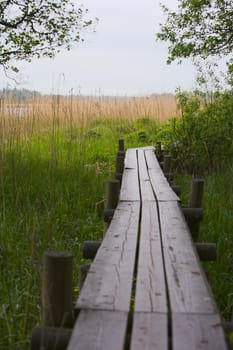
0 0 96 72
156 0 233 64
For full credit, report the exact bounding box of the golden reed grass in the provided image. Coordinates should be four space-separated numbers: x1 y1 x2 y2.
0 94 179 141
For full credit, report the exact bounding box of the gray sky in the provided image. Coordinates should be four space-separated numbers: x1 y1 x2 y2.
0 0 197 95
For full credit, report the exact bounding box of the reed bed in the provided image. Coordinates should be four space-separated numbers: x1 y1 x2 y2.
0 94 178 349
1 93 231 349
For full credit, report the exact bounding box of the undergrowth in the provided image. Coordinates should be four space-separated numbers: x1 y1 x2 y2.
0 90 232 349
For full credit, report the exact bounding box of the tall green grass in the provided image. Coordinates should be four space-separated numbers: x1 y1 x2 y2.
0 114 162 349
0 91 232 349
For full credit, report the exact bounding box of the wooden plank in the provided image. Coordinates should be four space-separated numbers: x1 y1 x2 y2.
159 201 217 314
173 313 228 350
76 201 140 312
68 310 128 350
134 201 167 313
130 313 168 350
120 147 140 201
137 149 155 201
124 148 138 169
145 149 179 202
120 167 140 201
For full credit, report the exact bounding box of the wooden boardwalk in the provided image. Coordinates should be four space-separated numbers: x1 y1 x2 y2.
68 147 227 350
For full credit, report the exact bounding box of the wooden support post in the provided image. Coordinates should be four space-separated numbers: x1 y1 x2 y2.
42 251 73 328
78 264 90 291
118 139 124 152
155 141 163 162
172 185 181 196
104 179 120 234
188 178 204 241
115 139 125 183
82 240 102 260
182 207 203 221
189 178 204 208
195 243 217 261
115 154 125 183
31 326 71 350
104 208 115 223
163 155 172 173
163 155 173 182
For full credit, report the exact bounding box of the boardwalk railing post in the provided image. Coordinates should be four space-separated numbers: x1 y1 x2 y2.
188 178 204 241
163 155 173 182
104 179 120 233
82 240 102 260
155 141 163 162
31 251 73 349
115 154 125 183
118 139 125 152
31 326 71 350
42 251 73 328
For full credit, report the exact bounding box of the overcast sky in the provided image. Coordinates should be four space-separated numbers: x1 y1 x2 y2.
0 0 198 96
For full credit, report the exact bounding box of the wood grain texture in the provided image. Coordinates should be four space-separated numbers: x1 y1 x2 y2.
137 149 155 201
68 310 128 350
134 201 167 313
173 313 228 350
130 313 168 350
159 201 216 314
119 148 140 201
124 148 138 169
145 149 179 202
76 201 140 312
120 167 140 201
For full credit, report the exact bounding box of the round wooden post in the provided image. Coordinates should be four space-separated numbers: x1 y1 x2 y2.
104 179 120 234
155 141 163 162
105 179 120 211
189 178 204 208
31 326 71 350
118 139 124 152
163 155 172 172
42 251 73 328
82 240 102 260
195 243 217 261
188 178 204 241
115 154 125 183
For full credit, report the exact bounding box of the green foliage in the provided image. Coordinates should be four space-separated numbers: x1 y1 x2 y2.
163 90 233 173
0 0 96 71
157 0 233 63
0 107 232 348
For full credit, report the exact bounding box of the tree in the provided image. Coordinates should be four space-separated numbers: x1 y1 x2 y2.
156 0 233 64
0 0 95 72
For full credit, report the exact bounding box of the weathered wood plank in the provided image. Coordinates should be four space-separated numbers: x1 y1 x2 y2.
173 313 228 350
145 149 179 202
137 149 155 201
68 310 128 350
124 148 138 169
76 201 140 312
159 201 216 314
130 313 168 350
120 167 140 201
120 149 140 201
134 201 167 313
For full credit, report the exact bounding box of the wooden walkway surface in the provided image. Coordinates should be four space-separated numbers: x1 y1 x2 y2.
68 147 227 350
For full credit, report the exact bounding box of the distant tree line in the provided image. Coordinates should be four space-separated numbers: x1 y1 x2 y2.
0 88 41 102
